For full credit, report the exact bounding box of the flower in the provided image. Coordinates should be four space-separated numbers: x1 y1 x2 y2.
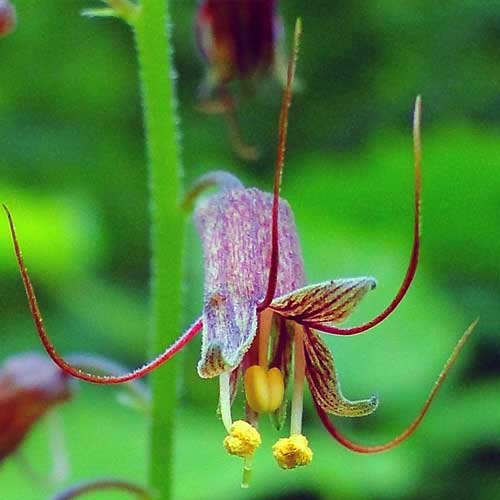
0 0 16 37
195 0 285 160
3 20 476 485
0 352 72 462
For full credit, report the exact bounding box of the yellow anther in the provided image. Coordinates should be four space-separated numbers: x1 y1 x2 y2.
244 366 268 413
244 365 285 413
223 420 261 459
272 434 313 470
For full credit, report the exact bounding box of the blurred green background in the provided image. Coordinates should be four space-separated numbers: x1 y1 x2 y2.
1 1 499 499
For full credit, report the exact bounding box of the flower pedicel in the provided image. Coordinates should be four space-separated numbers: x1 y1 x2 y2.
3 20 476 487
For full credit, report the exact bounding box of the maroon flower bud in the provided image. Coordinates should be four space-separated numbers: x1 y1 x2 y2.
0 0 16 38
195 0 283 160
196 0 279 88
0 352 72 461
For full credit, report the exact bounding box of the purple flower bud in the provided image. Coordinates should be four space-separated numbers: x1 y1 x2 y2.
0 353 72 461
0 0 16 38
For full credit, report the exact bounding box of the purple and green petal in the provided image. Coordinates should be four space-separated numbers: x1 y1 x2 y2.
198 293 259 378
195 183 305 378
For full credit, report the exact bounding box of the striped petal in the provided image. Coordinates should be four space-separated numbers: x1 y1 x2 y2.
270 277 376 324
303 327 378 417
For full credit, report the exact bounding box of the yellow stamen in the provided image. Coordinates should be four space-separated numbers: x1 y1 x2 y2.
223 420 261 459
244 365 285 413
244 365 269 412
272 434 313 470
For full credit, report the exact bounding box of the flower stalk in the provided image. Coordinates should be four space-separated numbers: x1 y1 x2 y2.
132 0 184 498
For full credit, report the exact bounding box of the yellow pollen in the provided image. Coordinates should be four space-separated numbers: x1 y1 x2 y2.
244 365 285 413
272 434 313 470
223 420 261 459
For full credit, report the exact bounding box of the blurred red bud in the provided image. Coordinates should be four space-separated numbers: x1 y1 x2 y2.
0 353 72 461
196 0 279 89
0 0 16 37
195 0 283 160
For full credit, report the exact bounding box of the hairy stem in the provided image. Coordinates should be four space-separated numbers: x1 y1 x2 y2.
133 1 184 498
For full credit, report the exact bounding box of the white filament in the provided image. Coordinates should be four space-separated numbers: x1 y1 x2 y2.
219 371 233 433
290 324 306 435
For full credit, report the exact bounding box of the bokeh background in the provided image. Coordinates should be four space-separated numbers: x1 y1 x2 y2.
1 1 499 499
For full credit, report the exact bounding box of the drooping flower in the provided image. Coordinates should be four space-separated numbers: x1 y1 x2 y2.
3 20 476 486
0 0 16 37
0 352 72 462
195 0 285 160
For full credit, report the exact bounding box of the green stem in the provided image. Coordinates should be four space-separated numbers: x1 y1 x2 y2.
133 1 184 499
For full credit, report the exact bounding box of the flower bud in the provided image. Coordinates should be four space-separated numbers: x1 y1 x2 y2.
0 0 16 37
196 0 279 88
194 1 285 159
0 352 73 461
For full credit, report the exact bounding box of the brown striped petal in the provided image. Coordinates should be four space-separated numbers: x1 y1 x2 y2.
303 327 378 417
270 277 376 324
